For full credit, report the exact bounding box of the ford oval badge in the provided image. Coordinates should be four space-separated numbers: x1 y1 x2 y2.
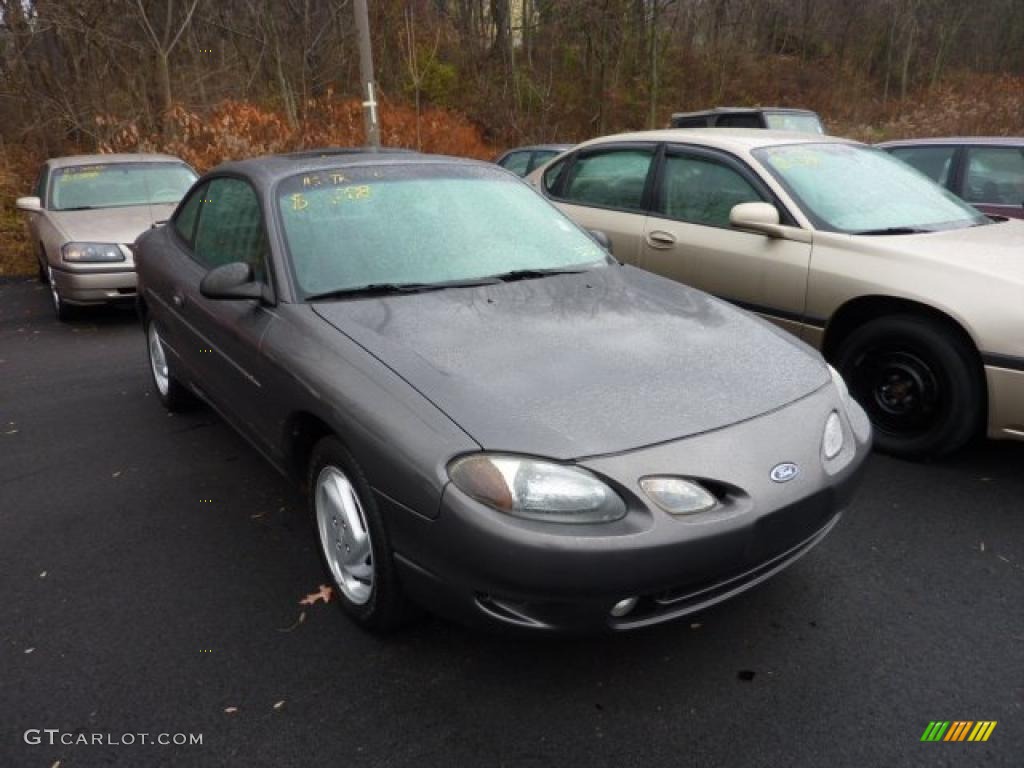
770 462 799 483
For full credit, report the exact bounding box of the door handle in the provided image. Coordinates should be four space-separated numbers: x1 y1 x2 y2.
646 230 677 249
171 293 185 309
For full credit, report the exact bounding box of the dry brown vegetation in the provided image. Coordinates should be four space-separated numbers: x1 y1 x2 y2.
1 0 1023 276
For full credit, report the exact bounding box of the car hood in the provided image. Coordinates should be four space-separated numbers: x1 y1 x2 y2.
47 203 177 245
313 265 829 459
853 218 1024 283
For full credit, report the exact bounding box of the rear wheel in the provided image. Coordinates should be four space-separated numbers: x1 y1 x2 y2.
834 314 983 458
308 436 411 632
146 320 194 411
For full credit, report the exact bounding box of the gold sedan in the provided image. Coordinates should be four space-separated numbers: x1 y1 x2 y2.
527 129 1024 458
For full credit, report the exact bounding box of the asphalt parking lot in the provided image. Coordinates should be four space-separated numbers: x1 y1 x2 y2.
2 276 1022 767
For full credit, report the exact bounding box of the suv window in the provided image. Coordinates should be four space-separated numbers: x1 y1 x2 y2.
671 117 708 129
193 177 267 280
658 154 763 228
498 151 532 176
963 147 1024 205
716 114 762 129
173 184 205 245
888 146 956 187
35 168 47 201
562 148 654 211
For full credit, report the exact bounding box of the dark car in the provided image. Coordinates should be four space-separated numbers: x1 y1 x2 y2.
669 107 825 134
879 138 1024 219
135 149 870 633
495 144 573 176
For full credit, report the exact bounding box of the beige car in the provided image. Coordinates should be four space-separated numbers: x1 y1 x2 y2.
527 129 1024 458
16 153 197 321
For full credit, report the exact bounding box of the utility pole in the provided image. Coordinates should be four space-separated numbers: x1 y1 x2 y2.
353 0 381 149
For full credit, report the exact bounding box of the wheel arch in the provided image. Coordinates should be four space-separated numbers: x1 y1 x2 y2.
284 410 337 486
821 294 988 414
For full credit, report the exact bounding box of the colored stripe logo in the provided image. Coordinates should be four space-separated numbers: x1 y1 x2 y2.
921 721 997 742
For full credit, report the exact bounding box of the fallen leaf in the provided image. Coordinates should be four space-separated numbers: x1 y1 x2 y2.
224 706 238 714
299 585 333 606
250 510 267 519
273 700 285 710
690 622 702 630
25 647 34 654
40 571 47 578
980 541 986 552
112 471 122 478
4 429 17 435
51 761 61 768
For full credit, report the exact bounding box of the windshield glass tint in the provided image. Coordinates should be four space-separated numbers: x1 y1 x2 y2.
754 143 987 233
763 113 824 134
49 162 197 211
277 165 609 296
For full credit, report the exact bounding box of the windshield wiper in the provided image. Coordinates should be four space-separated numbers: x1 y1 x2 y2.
853 226 933 236
305 276 500 302
486 267 591 282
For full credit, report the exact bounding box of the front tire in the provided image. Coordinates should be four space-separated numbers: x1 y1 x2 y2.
46 266 75 322
146 320 194 411
308 436 410 632
833 314 983 458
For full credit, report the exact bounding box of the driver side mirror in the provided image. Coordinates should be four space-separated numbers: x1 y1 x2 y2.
16 196 41 212
729 202 812 243
200 262 264 301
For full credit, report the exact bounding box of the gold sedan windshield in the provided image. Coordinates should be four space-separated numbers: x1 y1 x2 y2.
755 143 988 234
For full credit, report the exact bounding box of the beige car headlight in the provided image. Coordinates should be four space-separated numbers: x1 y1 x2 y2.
62 242 125 263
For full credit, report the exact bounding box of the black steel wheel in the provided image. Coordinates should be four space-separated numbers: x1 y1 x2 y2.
834 314 983 458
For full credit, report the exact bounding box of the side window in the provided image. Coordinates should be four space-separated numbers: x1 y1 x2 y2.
173 184 205 246
671 117 707 129
193 178 267 281
657 154 764 228
716 114 762 129
963 147 1024 205
542 157 568 194
526 150 559 174
499 151 532 176
561 148 654 211
888 146 956 186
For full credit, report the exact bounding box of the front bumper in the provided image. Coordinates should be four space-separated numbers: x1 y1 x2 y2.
985 364 1024 441
51 265 137 305
388 384 871 632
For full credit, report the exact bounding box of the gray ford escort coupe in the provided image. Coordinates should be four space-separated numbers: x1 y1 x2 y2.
134 149 870 633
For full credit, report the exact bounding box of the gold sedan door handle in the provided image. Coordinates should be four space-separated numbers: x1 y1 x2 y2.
646 230 677 249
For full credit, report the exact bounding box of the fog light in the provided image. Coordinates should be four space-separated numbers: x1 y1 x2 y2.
610 597 638 617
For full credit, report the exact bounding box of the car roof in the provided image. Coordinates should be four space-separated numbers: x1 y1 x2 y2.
211 147 494 184
877 137 1024 148
47 153 187 169
670 106 818 119
575 128 854 154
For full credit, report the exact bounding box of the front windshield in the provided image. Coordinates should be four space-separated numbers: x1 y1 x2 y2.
754 143 988 233
49 162 197 211
763 112 824 134
277 164 609 297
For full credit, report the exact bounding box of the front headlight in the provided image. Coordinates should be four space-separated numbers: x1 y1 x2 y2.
448 454 626 524
639 477 717 516
823 410 844 460
62 242 125 263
